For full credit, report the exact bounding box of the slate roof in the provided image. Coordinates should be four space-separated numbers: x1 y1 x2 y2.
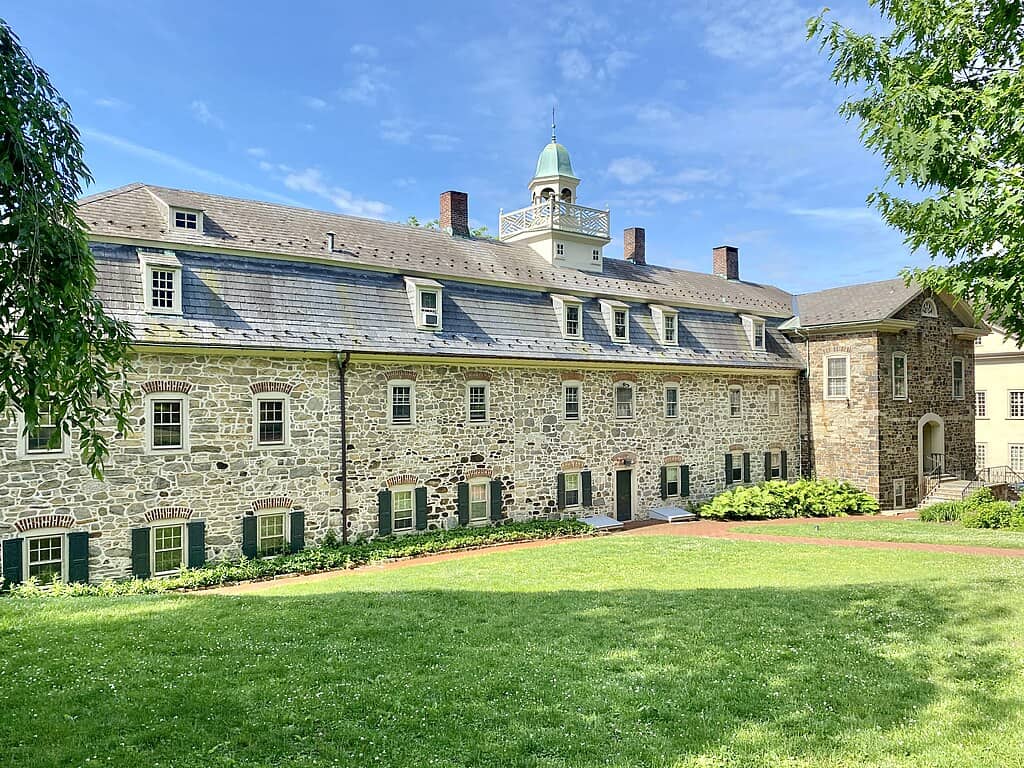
790 278 920 328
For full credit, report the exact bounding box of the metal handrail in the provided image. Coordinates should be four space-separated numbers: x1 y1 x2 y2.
961 465 1024 500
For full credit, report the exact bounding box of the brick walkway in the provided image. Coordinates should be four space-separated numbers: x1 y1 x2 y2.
206 516 1024 595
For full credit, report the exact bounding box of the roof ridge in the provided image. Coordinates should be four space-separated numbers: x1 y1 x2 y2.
78 182 147 206
798 276 911 297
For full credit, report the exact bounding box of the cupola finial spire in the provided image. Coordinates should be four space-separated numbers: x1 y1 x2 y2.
551 106 556 143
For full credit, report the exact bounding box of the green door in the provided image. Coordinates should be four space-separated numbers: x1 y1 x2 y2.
615 469 633 522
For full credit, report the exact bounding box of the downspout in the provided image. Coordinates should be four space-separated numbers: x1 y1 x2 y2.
335 352 351 544
793 328 810 478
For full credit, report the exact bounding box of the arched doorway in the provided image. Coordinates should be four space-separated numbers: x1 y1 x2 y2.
917 413 945 497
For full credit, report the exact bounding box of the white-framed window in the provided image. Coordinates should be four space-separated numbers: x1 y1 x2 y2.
921 297 938 318
768 385 780 417
612 309 629 342
728 385 742 418
392 487 415 532
152 523 185 575
976 443 987 472
468 480 490 524
825 354 850 399
730 450 744 483
893 478 906 510
770 450 782 479
664 384 679 418
388 381 415 426
563 382 581 421
892 352 908 400
172 209 200 230
405 277 444 331
253 393 289 447
1010 391 1024 419
25 533 66 584
141 261 183 315
418 289 440 329
614 382 635 420
1010 444 1024 473
564 303 582 339
592 248 600 262
741 315 766 351
651 305 679 346
951 357 965 400
663 314 677 344
564 472 581 508
976 390 987 418
665 465 681 496
556 243 565 256
257 511 288 556
466 381 489 423
17 407 70 460
145 394 189 454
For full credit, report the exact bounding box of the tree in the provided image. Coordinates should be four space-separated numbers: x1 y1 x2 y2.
0 19 132 476
809 2 1024 339
402 215 491 239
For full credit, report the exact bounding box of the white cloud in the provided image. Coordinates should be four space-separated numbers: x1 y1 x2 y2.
94 97 130 109
426 133 459 152
190 100 225 130
789 206 879 223
559 49 592 81
246 147 267 158
304 97 329 110
604 50 635 76
350 43 379 58
380 118 413 144
394 177 417 188
607 157 655 185
282 167 391 219
339 70 390 105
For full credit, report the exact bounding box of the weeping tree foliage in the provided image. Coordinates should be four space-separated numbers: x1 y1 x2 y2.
0 19 132 476
809 1 1024 338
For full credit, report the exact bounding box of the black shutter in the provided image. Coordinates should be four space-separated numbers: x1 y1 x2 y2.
489 479 503 521
378 489 392 536
131 527 151 579
764 452 772 481
659 466 668 500
186 520 206 568
241 516 258 558
681 465 690 498
67 531 90 584
2 537 24 587
781 450 789 480
289 510 305 552
556 472 566 509
724 453 733 485
415 487 428 531
457 482 470 526
743 452 751 483
581 471 593 507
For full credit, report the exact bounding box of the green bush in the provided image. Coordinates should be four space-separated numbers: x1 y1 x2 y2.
919 487 1024 531
918 501 964 522
701 478 879 521
3 519 594 599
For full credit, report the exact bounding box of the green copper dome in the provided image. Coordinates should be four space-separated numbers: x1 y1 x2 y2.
534 141 578 180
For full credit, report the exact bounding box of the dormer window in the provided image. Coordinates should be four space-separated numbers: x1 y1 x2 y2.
740 315 766 352
600 300 630 344
552 295 584 340
650 305 678 346
139 251 183 316
170 208 202 231
404 277 443 331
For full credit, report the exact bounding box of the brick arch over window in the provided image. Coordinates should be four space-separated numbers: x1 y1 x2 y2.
560 459 586 471
729 444 747 452
249 381 294 395
561 371 584 381
465 468 493 479
144 506 193 523
384 369 418 382
141 380 193 395
663 454 684 465
611 372 637 383
15 514 75 532
612 451 638 466
251 497 293 513
462 371 493 382
663 375 681 384
386 474 419 488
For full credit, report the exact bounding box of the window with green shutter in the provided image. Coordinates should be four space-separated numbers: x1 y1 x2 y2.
415 487 428 531
67 531 90 584
489 479 503 521
378 489 393 536
289 510 305 552
131 527 152 579
681 465 690 498
457 482 470 526
187 520 206 568
581 471 593 508
2 538 24 587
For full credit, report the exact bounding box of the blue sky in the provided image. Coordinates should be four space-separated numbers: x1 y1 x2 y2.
7 0 921 293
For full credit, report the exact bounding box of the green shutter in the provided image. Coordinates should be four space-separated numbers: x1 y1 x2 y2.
764 452 772 481
724 453 733 485
378 489 392 536
415 487 428 531
781 450 789 480
681 465 690 498
743 453 751 483
489 479 503 521
2 538 24 587
289 510 305 552
581 471 593 507
457 482 470 527
659 466 668 500
186 520 206 568
131 527 151 579
241 516 258 558
556 473 566 509
67 531 90 584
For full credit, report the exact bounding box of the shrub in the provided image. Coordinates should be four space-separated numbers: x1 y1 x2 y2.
961 501 1024 530
3 519 594 599
918 501 964 522
700 478 879 521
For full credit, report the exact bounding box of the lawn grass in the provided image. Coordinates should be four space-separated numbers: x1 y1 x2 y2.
2 535 1023 767
737 518 1024 549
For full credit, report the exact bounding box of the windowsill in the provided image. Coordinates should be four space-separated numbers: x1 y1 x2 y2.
823 397 849 402
414 326 443 332
467 420 490 426
146 447 190 456
253 441 291 450
20 450 71 461
389 422 416 429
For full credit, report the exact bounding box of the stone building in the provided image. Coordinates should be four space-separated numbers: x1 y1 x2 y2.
0 137 985 584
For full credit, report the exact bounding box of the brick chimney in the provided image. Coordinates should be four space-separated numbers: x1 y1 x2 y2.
439 190 470 237
713 245 739 280
623 227 646 265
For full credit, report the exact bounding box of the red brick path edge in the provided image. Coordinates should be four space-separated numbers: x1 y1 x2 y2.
205 516 1024 596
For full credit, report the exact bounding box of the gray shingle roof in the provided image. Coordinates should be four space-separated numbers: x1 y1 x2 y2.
79 183 795 317
92 244 802 369
791 278 920 328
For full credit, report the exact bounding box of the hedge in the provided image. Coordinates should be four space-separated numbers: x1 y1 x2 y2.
918 487 1024 530
700 478 879 521
3 519 595 599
